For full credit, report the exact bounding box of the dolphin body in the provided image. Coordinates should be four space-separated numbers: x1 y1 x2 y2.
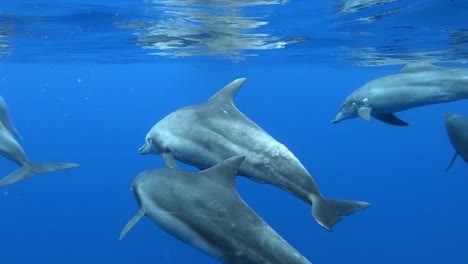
0 96 21 140
444 113 468 172
0 97 79 188
332 62 468 126
139 78 370 231
120 156 313 264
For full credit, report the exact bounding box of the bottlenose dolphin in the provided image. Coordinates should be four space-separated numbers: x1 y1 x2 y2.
332 62 468 126
139 78 370 231
0 96 21 140
120 156 313 264
444 113 468 172
0 100 79 188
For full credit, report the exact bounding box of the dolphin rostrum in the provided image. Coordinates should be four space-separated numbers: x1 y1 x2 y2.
444 113 468 172
332 62 468 126
120 156 313 264
139 78 370 231
0 98 79 188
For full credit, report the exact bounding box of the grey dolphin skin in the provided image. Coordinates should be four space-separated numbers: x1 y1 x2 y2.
0 98 79 188
0 96 21 140
120 156 312 264
138 78 370 231
444 113 468 172
332 62 468 126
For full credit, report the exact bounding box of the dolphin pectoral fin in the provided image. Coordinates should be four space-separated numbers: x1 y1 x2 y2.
372 113 409 126
311 196 371 231
119 209 145 240
357 107 372 121
162 152 178 169
446 152 458 172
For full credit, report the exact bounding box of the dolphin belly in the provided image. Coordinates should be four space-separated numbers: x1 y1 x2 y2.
144 202 225 262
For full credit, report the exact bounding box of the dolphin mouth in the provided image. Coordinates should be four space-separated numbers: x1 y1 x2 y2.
138 144 147 154
138 139 151 155
331 113 343 124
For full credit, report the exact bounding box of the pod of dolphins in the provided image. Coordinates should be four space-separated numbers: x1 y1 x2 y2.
2 62 468 264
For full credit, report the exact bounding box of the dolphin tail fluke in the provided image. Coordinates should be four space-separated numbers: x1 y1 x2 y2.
0 162 79 188
30 162 79 174
119 209 145 240
312 197 371 231
0 165 35 188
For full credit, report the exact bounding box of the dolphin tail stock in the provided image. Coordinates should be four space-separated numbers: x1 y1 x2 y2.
0 162 79 188
311 196 371 231
119 209 145 240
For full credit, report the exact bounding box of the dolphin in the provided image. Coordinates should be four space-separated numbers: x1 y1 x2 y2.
120 156 313 264
0 100 79 188
332 62 468 126
444 113 468 172
138 78 370 231
0 96 21 140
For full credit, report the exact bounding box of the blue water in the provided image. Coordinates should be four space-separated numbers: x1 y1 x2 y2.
1 1 467 263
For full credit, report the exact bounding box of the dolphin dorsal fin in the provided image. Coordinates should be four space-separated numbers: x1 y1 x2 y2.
208 78 247 106
401 62 435 72
199 156 245 189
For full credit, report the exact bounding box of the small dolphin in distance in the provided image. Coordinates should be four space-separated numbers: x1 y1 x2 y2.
333 62 468 126
139 78 370 231
0 97 79 188
444 113 468 172
120 156 313 264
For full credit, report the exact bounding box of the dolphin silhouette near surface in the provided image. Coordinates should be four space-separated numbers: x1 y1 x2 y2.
139 78 370 231
120 156 313 264
333 62 468 126
0 96 79 188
